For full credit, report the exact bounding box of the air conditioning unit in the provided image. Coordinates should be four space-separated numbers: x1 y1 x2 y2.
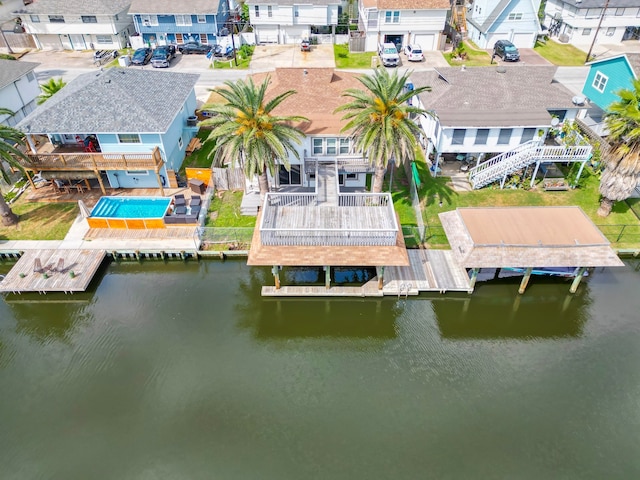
143 20 150 26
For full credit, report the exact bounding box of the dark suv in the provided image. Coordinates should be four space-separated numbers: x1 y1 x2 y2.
493 40 520 61
151 45 176 68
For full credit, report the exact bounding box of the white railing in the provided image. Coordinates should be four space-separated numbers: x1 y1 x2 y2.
305 156 374 173
469 141 592 189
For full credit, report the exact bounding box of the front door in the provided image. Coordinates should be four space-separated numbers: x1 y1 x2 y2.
70 34 86 50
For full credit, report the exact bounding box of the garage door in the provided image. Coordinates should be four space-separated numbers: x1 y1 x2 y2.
257 26 279 44
37 34 63 50
413 33 435 50
487 33 510 50
284 26 309 44
511 32 534 48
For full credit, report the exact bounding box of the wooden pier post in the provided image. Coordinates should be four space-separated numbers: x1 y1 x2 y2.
569 267 587 293
377 266 384 290
324 266 331 289
518 267 533 294
468 268 479 293
272 266 281 290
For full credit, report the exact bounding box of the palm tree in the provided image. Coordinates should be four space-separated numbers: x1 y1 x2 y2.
37 77 66 105
335 68 432 193
597 79 640 217
200 77 307 196
0 108 29 226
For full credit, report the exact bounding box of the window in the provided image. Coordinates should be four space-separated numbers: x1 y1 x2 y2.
96 35 111 44
178 137 183 149
294 6 299 17
126 170 149 176
498 129 512 144
339 138 350 154
48 15 65 23
520 128 536 143
81 16 97 23
26 71 35 82
30 14 40 23
507 12 523 20
606 27 616 36
278 165 301 185
593 72 608 92
585 8 601 18
199 34 208 44
326 138 337 155
346 173 357 180
175 15 192 26
583 28 592 35
452 129 466 145
474 129 489 145
118 134 141 144
312 138 323 154
385 11 400 23
141 14 158 26
255 6 260 17
615 8 625 16
197 15 206 23
268 6 272 17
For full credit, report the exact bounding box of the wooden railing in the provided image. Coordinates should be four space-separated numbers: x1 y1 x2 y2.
19 147 164 172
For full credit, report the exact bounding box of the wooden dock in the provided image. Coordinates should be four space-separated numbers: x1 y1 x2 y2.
0 249 106 293
383 249 471 295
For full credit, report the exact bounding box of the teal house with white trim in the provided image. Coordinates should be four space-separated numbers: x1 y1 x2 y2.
582 53 640 111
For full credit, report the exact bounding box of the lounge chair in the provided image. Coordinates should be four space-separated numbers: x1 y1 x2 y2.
33 258 45 273
175 205 187 215
190 195 202 206
55 258 64 273
174 194 186 206
190 205 201 216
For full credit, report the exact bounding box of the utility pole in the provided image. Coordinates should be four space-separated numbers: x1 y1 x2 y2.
585 0 610 64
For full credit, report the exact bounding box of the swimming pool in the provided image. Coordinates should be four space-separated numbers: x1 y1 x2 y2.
88 196 171 229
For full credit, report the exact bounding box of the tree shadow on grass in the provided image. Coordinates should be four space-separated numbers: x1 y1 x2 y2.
422 174 457 207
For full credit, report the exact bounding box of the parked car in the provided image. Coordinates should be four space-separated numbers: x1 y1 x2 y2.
378 42 400 67
404 44 424 62
131 47 152 65
151 45 176 68
177 42 212 55
301 39 311 52
493 40 520 62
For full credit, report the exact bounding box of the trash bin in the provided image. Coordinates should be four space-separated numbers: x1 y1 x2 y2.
118 55 131 67
189 179 205 194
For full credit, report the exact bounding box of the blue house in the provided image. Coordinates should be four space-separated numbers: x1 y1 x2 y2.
128 0 230 47
16 68 199 195
582 53 640 111
466 0 544 49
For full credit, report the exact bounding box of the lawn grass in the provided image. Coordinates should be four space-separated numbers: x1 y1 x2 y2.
334 44 375 69
445 40 493 67
211 55 251 69
205 191 256 228
533 39 587 66
0 200 77 241
180 129 216 172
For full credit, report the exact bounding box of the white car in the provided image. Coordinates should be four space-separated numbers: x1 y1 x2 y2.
404 44 424 62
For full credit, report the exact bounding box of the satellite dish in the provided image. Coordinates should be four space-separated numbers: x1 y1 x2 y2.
572 95 586 105
551 117 560 126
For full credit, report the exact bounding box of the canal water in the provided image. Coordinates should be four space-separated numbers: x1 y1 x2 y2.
0 258 639 479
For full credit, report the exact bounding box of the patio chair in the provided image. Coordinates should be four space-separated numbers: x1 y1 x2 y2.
190 196 202 206
174 194 186 206
54 258 64 273
33 258 45 274
175 205 187 215
190 205 201 216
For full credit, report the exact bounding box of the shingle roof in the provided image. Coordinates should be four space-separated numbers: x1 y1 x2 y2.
410 66 581 128
439 207 625 268
247 68 365 135
375 0 449 8
16 68 199 134
128 0 221 15
247 0 340 5
14 0 131 15
0 59 40 90
561 0 639 8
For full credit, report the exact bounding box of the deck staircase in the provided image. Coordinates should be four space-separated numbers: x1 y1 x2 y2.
316 162 339 206
468 140 593 190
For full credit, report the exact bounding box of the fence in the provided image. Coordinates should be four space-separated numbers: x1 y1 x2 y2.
212 167 245 191
199 227 254 249
408 175 425 244
0 31 36 51
596 224 640 246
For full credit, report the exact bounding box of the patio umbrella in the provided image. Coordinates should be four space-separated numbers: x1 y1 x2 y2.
78 200 92 218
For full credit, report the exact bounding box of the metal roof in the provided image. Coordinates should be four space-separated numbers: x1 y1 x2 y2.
16 68 199 134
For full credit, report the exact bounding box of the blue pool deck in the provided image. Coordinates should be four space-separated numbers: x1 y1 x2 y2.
91 196 171 219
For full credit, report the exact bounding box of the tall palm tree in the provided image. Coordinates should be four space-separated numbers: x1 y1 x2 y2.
0 108 29 226
37 77 66 105
200 77 307 196
597 79 640 217
335 68 432 193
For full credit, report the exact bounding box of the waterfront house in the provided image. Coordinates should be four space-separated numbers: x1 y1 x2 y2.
127 0 230 48
580 52 640 135
466 0 545 49
15 68 199 195
542 0 640 47
410 65 592 189
0 59 40 127
355 0 449 52
14 0 134 51
245 0 340 44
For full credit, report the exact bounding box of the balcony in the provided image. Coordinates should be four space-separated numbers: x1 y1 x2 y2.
305 155 374 174
259 192 398 247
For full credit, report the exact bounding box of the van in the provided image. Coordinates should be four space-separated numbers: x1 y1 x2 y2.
378 43 400 67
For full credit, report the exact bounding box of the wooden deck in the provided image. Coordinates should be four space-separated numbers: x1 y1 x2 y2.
383 249 472 294
0 249 106 293
263 281 384 297
84 226 196 240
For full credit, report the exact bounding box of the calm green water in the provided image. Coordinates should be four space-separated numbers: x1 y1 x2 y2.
1 259 639 479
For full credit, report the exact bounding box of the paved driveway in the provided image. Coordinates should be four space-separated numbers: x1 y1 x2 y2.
250 44 335 71
489 48 551 66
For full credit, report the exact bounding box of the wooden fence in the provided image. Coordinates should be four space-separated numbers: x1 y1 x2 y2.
0 32 36 51
212 167 245 191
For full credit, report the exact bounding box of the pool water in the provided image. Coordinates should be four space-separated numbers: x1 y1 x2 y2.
91 196 171 219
